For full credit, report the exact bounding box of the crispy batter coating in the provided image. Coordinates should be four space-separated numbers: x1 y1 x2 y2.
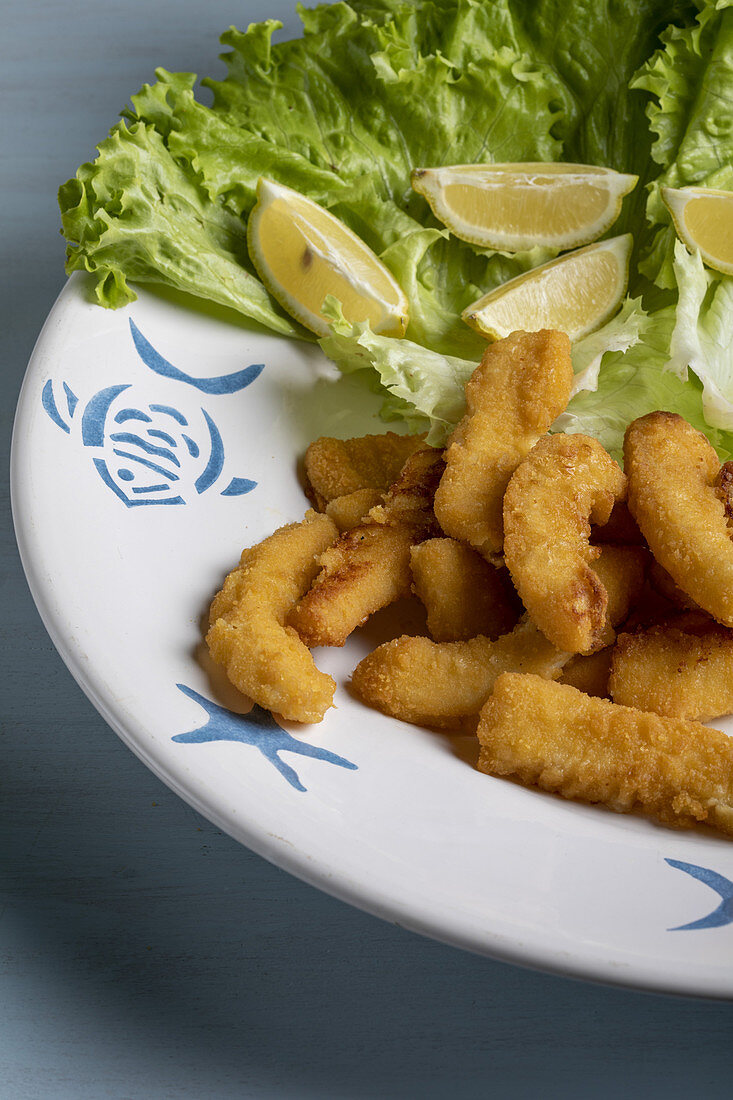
610 623 733 721
624 412 733 627
503 434 627 653
290 448 444 647
591 501 644 545
477 673 733 835
558 647 613 698
591 544 647 632
326 488 384 531
434 330 573 557
351 544 644 727
715 460 733 533
410 538 520 642
206 511 338 723
648 560 700 611
351 618 568 729
304 431 424 509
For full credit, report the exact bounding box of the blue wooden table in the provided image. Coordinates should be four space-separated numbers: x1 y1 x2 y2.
2 3 732 1096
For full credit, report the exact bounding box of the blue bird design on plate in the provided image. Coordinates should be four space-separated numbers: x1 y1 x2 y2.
41 320 262 507
172 685 358 792
666 859 733 930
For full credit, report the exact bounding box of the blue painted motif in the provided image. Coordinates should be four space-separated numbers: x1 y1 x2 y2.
666 859 733 930
81 385 131 446
109 432 181 466
63 382 78 417
172 685 357 793
221 477 257 496
129 319 265 394
40 318 261 508
114 408 153 424
149 404 188 425
194 410 225 495
42 379 70 434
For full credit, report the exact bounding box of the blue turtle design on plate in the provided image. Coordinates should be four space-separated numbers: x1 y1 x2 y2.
41 318 263 507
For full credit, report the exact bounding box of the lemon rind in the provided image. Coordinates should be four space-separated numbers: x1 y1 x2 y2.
248 177 409 338
661 185 733 278
462 234 633 342
411 165 638 253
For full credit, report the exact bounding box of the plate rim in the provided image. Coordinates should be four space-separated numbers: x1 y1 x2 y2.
11 273 733 1001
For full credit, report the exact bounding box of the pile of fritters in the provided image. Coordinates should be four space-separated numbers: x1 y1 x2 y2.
206 331 733 837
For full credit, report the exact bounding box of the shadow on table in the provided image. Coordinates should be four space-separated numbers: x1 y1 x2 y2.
3 628 733 1100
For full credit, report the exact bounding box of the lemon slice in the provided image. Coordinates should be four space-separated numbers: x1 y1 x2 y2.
463 234 632 341
247 178 408 338
661 186 733 276
411 163 638 252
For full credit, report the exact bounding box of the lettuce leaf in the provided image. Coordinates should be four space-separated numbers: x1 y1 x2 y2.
555 304 733 462
320 296 650 445
632 0 733 286
59 119 302 335
665 241 733 429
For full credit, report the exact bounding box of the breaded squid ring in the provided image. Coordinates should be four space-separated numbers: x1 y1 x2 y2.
206 510 338 723
351 545 645 728
351 618 568 730
477 673 733 836
503 433 627 653
290 448 444 648
304 431 425 510
434 329 573 557
409 538 520 642
609 622 733 722
624 412 733 626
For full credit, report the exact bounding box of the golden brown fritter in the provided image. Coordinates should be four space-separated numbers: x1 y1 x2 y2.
591 544 648 632
433 330 573 557
351 618 568 730
610 623 733 721
325 488 384 531
648 560 701 611
290 448 444 647
410 538 520 642
477 673 733 835
503 433 627 654
304 431 425 509
558 647 613 698
624 411 733 626
351 543 645 727
591 501 644 545
206 511 338 723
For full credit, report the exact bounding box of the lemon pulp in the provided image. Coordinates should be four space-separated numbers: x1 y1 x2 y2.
662 187 733 276
248 179 408 337
411 163 637 252
463 234 632 341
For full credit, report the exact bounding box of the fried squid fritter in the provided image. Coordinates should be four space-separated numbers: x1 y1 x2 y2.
610 623 733 721
351 618 568 730
558 647 613 698
325 488 384 531
503 433 627 654
351 545 644 728
304 431 425 509
410 538 520 642
624 412 733 627
477 673 733 835
290 447 444 647
434 329 573 557
206 510 338 723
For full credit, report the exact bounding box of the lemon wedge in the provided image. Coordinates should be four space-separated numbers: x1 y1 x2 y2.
411 163 638 252
661 186 733 276
247 178 408 338
463 234 632 341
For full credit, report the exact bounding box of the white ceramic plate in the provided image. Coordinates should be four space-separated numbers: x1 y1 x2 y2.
12 274 733 997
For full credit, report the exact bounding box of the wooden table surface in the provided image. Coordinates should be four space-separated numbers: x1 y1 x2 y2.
3 2 732 1096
